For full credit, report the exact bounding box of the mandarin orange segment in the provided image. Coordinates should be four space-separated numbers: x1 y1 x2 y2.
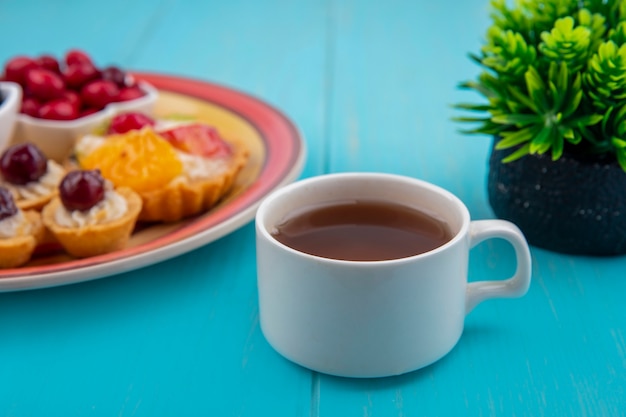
79 128 183 193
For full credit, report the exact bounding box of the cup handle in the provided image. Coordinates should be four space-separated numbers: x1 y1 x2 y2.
465 220 532 314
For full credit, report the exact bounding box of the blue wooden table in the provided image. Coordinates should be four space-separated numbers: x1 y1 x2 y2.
1 1 625 415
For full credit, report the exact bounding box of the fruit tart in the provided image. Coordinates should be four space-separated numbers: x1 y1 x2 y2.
41 169 142 258
0 143 65 211
0 186 45 268
74 112 248 222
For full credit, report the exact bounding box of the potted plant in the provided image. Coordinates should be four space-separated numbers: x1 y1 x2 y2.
455 0 626 255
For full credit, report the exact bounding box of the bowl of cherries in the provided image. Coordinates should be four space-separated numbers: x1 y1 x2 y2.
2 49 157 162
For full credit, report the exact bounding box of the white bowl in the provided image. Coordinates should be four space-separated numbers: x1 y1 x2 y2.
0 82 22 153
11 81 158 162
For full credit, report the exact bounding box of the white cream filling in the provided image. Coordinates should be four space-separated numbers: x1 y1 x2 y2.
54 182 128 228
3 160 64 202
75 134 106 159
176 152 229 182
0 211 31 239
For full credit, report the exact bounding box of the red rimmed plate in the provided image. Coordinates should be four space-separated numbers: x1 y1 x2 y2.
0 73 306 292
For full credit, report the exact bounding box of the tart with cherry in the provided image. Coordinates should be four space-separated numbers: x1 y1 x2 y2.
0 142 65 210
41 169 142 258
0 186 45 268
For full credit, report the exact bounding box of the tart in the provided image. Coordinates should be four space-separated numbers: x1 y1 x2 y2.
0 187 45 268
41 170 142 258
0 143 65 211
75 113 249 222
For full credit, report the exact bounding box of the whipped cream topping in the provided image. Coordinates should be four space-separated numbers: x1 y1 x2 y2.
54 181 128 228
0 211 32 239
75 134 106 158
176 151 229 182
3 160 64 202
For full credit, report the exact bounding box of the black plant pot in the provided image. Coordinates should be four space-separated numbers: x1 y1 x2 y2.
488 142 626 255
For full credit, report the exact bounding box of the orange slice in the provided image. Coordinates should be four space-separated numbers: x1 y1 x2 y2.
79 128 183 193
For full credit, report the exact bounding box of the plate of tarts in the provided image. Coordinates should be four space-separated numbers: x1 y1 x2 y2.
0 73 305 292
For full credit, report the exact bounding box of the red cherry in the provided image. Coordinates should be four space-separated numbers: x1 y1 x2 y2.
108 112 155 134
25 69 65 101
61 90 81 110
59 170 105 211
117 86 145 102
63 62 100 90
0 187 18 221
20 97 40 117
36 55 60 73
80 80 120 109
3 56 38 86
0 143 48 185
38 99 79 120
101 66 127 87
65 49 92 67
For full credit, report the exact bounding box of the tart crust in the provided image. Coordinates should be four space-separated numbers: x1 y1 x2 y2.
16 190 58 212
138 142 249 222
8 160 66 212
41 187 142 258
0 211 45 268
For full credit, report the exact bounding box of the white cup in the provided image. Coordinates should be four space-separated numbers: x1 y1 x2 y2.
255 172 531 378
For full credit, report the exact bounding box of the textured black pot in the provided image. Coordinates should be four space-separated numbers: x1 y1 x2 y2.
488 143 626 255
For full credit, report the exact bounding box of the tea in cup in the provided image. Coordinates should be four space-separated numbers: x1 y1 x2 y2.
255 172 531 378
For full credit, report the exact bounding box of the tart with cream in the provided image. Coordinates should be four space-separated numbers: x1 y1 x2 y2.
74 112 248 222
41 169 142 258
0 186 45 268
0 143 65 211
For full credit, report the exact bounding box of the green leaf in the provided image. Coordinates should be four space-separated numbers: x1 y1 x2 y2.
562 90 583 117
601 106 614 133
614 104 626 121
549 81 563 111
618 120 626 136
553 62 569 109
458 122 509 135
616 148 626 172
496 125 542 149
573 113 604 127
451 116 493 123
491 113 542 125
552 134 564 160
453 103 493 111
457 81 474 89
612 137 626 148
458 80 496 98
468 53 483 65
567 130 583 145
507 85 539 113
529 127 553 154
559 126 575 139
502 143 532 163
525 66 549 111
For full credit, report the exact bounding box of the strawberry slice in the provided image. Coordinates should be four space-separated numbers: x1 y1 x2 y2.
158 123 232 158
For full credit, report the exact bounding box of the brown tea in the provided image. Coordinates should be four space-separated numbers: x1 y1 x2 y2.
271 199 452 261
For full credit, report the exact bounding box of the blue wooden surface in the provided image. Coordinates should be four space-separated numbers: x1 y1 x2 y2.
1 1 625 416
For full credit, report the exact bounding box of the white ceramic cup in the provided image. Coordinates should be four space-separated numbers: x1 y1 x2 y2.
255 172 532 378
